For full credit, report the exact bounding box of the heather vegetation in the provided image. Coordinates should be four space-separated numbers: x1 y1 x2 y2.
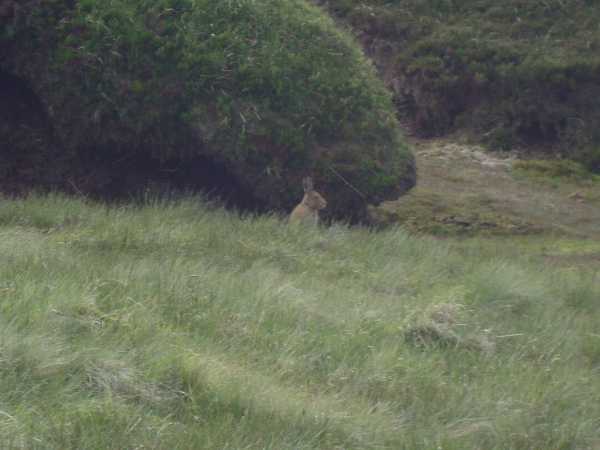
322 0 600 172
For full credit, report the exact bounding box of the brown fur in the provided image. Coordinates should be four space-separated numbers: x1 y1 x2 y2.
289 177 327 225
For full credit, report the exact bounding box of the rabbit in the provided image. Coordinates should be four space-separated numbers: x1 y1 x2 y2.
289 177 327 225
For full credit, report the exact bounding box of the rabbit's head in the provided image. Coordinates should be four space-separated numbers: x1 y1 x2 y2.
302 177 327 210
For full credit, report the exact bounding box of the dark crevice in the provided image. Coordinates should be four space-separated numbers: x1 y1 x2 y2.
0 68 60 193
0 68 48 128
80 153 266 213
0 70 265 212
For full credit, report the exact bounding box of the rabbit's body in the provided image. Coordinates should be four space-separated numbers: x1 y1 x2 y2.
289 177 327 225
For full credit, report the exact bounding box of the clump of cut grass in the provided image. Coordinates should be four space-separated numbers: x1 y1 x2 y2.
404 302 463 348
404 301 496 355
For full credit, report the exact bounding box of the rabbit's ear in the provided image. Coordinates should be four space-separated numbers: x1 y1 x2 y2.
302 177 314 192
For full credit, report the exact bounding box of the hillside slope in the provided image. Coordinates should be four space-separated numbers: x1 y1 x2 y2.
320 0 600 172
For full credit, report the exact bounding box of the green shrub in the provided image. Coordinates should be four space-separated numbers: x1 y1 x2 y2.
1 0 415 219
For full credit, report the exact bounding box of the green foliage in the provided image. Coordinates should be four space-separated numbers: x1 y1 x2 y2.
1 0 415 217
324 0 600 172
1 194 599 449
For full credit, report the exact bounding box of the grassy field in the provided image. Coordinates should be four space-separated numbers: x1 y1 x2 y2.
0 193 599 449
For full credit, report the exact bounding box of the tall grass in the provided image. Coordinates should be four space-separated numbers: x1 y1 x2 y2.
0 194 598 449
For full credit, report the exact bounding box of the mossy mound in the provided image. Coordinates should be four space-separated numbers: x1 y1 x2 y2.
323 0 600 172
0 0 415 219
